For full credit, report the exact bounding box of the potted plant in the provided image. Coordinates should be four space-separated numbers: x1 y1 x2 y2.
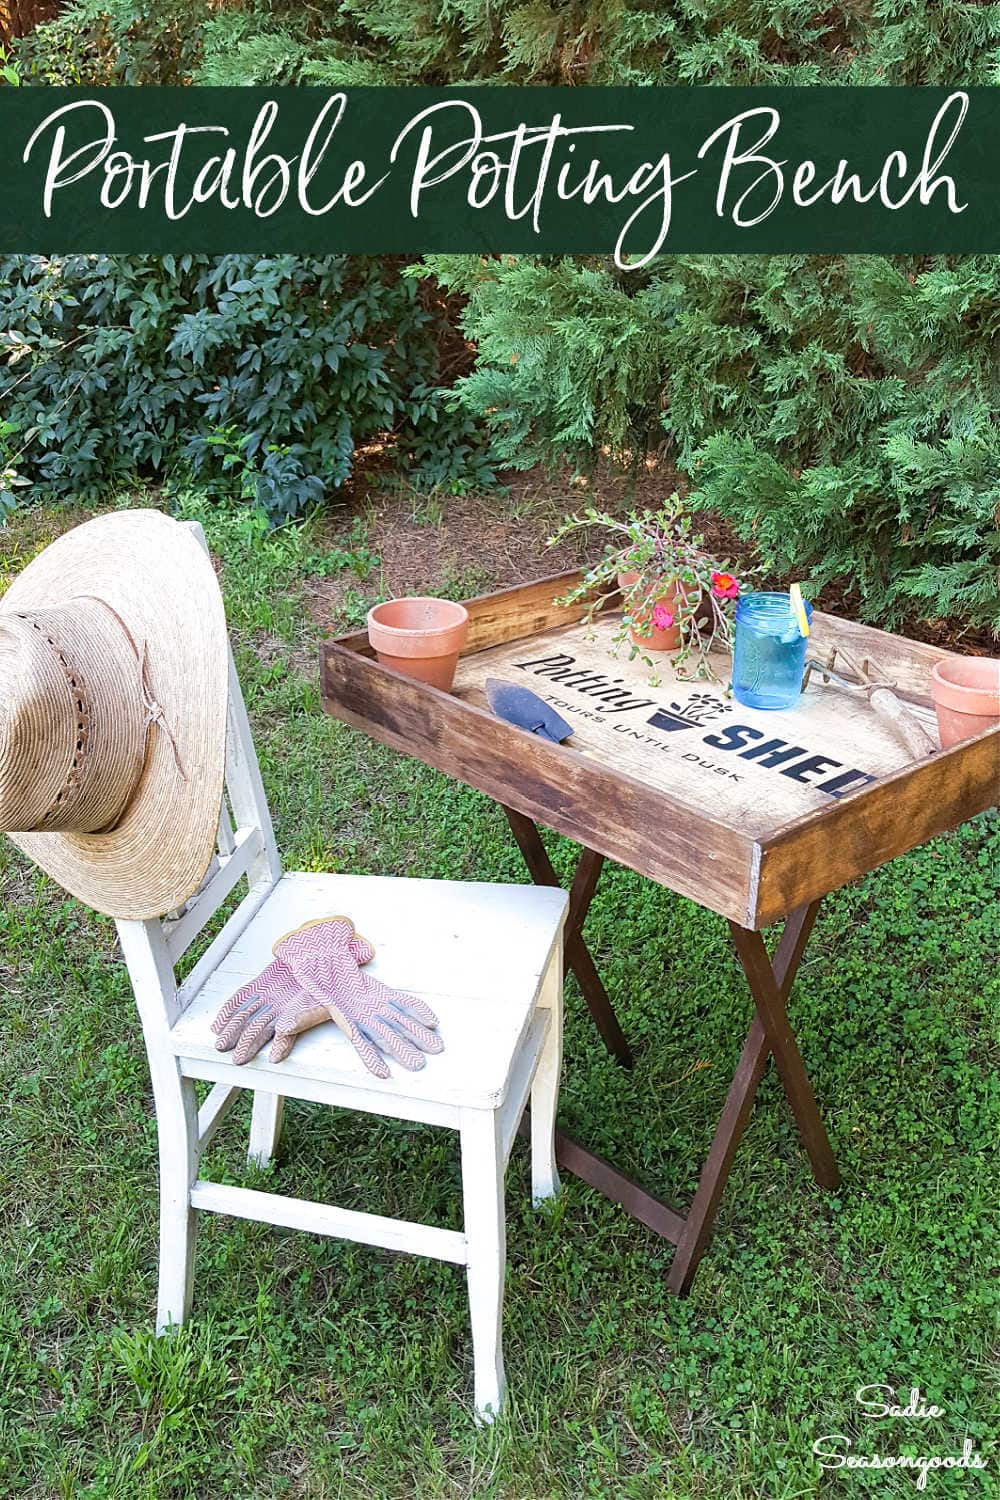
547 497 742 679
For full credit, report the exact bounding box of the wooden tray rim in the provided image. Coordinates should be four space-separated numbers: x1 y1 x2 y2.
322 570 998 926
329 567 996 828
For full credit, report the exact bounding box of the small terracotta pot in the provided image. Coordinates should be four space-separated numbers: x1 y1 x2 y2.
930 656 1000 749
618 571 683 651
367 597 469 692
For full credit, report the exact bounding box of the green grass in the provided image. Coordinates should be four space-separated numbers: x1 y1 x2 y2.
1 494 997 1499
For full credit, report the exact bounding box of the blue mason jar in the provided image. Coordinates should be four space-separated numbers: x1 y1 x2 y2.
731 592 812 710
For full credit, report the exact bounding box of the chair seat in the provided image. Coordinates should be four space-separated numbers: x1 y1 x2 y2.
171 871 567 1109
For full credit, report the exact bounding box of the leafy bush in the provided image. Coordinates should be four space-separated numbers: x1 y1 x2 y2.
0 44 22 84
684 258 1000 630
412 255 678 469
12 0 115 82
0 254 490 520
16 0 196 84
427 253 1000 630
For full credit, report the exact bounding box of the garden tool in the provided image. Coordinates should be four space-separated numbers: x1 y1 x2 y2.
485 679 574 744
802 647 937 759
789 582 811 638
212 916 443 1076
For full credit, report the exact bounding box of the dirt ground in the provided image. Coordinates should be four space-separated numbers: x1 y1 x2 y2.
3 460 993 655
304 459 997 656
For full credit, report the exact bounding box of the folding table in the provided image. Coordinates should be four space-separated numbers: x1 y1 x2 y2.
320 572 998 1291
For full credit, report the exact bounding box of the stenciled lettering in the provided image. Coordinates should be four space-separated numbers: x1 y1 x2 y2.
702 724 764 751
514 653 656 712
701 725 877 799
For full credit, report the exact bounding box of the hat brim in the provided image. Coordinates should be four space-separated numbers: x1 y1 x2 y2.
2 510 228 920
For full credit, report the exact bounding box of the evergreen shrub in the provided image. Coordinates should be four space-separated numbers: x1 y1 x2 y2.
425 253 1000 630
18 1 998 89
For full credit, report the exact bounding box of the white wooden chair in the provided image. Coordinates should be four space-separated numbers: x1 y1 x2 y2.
115 588 568 1422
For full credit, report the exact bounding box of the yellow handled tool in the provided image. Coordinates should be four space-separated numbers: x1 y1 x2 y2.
789 582 810 638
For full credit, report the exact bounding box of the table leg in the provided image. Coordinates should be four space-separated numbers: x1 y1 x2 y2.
501 806 634 1068
504 822 839 1294
730 912 841 1192
667 899 831 1294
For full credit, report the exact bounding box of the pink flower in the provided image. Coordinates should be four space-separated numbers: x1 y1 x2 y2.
711 571 739 600
652 603 675 630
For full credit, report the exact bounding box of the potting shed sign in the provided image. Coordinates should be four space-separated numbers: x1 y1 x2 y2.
454 614 937 833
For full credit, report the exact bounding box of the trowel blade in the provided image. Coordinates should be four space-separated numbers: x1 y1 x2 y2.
485 679 574 744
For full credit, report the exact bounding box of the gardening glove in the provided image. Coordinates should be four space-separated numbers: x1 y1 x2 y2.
272 915 444 1079
211 955 314 1065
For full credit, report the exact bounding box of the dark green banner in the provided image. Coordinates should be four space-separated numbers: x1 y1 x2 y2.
2 87 995 258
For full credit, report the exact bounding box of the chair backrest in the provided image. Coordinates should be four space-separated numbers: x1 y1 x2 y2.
115 524 282 1042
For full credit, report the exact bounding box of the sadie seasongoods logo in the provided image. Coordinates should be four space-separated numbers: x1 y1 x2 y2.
516 651 878 801
813 1385 990 1492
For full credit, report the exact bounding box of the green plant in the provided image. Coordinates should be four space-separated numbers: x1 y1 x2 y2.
681 256 1000 633
303 517 380 581
12 3 116 84
429 253 1000 633
0 255 490 523
0 419 30 515
398 385 499 495
169 487 381 645
549 498 743 679
22 0 997 89
0 45 21 85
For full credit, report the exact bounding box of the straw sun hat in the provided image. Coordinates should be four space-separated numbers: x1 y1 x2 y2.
0 510 229 920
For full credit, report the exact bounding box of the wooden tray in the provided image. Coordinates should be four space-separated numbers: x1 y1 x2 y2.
321 573 998 929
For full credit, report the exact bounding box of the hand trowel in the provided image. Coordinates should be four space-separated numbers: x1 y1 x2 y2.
485 678 575 745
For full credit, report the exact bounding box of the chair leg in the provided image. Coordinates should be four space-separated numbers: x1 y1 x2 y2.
153 1063 200 1333
460 1108 507 1423
530 945 563 1206
248 1092 285 1167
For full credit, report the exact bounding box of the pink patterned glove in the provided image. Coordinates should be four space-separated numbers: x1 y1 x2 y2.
211 956 315 1065
272 915 444 1079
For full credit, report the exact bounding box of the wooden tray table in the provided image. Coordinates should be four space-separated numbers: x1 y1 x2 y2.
320 572 998 1291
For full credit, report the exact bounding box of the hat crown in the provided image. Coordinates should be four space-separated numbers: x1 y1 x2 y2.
0 601 146 835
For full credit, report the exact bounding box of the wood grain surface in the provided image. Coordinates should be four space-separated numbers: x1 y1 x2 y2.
754 721 999 923
322 639 759 924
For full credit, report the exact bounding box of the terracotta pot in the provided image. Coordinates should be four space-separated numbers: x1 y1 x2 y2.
367 597 469 692
930 656 1000 748
617 570 683 651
